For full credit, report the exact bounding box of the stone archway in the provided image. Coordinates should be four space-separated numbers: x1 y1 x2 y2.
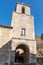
15 44 30 63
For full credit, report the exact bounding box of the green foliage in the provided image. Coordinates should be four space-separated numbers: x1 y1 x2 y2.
41 33 43 40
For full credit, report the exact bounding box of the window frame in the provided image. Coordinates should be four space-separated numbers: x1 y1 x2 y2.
21 28 26 36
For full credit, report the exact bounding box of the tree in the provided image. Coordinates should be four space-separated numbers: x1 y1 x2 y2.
41 33 43 40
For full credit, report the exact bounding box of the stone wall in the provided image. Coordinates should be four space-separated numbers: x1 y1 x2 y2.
0 27 12 64
37 58 43 65
16 3 30 15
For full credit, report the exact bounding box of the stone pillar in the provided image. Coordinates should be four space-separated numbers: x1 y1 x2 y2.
30 54 37 63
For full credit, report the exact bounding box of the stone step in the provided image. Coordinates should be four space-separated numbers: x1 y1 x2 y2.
10 63 36 65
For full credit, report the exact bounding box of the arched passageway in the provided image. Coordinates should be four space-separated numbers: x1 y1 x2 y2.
15 44 30 63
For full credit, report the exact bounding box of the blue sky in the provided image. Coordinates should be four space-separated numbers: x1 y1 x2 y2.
0 0 43 37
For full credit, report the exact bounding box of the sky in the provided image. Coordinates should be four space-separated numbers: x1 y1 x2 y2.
0 0 43 37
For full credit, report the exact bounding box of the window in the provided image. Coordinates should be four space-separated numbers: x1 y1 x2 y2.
21 28 26 36
22 7 25 14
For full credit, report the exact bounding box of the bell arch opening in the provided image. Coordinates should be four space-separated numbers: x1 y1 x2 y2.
22 6 25 14
15 44 30 63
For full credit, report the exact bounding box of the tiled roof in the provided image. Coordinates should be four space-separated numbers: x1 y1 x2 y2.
0 25 13 29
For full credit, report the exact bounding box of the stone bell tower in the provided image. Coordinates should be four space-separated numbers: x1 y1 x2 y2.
11 2 36 63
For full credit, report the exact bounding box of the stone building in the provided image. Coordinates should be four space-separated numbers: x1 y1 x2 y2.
0 2 36 65
35 35 43 65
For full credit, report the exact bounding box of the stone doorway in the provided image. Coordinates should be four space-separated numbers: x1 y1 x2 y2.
15 44 29 63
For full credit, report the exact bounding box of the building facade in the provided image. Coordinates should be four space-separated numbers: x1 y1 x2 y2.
0 3 36 65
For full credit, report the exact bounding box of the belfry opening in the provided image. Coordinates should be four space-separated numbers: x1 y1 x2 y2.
15 44 29 63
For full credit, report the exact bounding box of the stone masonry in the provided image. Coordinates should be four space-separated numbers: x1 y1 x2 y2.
0 3 36 65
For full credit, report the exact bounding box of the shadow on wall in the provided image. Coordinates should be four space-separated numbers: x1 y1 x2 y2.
0 40 42 65
37 58 43 65
0 39 12 64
